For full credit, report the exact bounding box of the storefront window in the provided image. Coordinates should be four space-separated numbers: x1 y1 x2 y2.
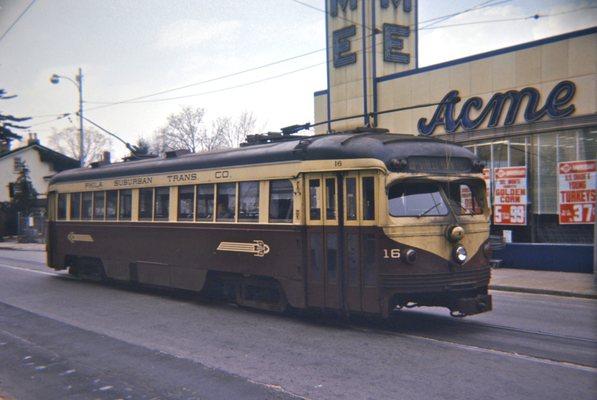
509 137 527 167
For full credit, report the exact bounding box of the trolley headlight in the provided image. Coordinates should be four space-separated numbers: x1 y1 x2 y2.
405 249 417 264
453 246 468 264
446 225 465 242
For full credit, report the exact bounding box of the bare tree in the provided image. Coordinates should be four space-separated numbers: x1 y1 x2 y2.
155 107 228 154
49 126 112 165
223 111 257 148
210 116 231 151
158 107 205 153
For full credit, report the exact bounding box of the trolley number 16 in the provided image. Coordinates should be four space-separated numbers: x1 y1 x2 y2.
383 249 401 259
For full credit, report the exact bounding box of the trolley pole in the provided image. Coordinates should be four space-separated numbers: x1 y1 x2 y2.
77 68 84 167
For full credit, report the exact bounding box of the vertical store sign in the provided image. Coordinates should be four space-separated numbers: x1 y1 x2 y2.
493 167 527 225
558 160 596 224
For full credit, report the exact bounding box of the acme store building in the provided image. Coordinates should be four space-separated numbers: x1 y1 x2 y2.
314 1 596 272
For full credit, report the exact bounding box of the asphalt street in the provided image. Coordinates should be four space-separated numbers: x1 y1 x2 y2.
0 249 595 400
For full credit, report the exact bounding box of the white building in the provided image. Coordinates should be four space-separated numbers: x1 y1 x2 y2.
0 135 79 203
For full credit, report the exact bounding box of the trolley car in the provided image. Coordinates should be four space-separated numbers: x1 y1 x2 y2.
47 128 492 318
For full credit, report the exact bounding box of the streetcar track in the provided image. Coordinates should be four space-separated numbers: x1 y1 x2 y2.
2 261 596 372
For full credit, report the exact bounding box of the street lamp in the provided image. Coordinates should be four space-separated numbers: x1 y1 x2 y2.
50 68 84 167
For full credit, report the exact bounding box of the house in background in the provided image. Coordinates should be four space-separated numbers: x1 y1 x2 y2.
0 133 79 204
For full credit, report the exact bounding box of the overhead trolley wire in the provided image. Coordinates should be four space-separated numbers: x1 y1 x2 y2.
82 0 521 110
0 0 37 44
27 3 587 123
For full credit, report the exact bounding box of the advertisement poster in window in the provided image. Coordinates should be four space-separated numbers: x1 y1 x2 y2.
558 160 596 224
493 167 527 225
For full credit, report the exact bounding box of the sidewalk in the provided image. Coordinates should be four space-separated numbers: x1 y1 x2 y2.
0 241 45 252
490 268 596 299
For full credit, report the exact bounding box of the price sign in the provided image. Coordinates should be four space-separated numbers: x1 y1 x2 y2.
493 166 527 225
558 160 596 224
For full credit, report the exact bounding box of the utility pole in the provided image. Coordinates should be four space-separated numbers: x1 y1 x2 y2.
50 68 85 166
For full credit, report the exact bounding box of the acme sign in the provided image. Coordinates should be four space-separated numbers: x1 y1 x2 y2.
418 80 576 135
331 0 413 68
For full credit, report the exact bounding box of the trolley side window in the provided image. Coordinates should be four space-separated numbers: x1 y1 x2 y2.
139 188 153 220
57 193 67 220
93 191 105 220
119 190 132 221
178 185 195 221
106 190 118 220
216 183 236 222
388 182 448 217
70 192 81 220
154 187 170 220
197 184 214 221
238 181 259 222
269 179 293 223
81 192 92 220
346 177 357 220
362 176 375 220
308 179 321 220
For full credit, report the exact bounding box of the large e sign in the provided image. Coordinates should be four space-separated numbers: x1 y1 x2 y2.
331 0 412 68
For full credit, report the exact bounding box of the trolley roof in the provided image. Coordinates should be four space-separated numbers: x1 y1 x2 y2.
49 131 481 184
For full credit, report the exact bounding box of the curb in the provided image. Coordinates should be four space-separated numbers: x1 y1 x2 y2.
489 285 597 300
0 246 45 252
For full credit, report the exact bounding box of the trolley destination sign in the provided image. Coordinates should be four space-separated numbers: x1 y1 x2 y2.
558 160 596 224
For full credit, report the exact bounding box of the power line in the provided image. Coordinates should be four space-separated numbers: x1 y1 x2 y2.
99 61 327 104
420 0 512 29
84 0 514 110
90 35 388 105
421 5 597 30
84 47 327 108
29 2 586 120
289 0 375 32
0 0 37 44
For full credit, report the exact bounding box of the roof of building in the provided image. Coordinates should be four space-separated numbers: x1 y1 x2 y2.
0 141 79 172
49 130 480 184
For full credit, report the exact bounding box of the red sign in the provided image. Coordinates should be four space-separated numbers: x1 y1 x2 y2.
558 160 596 224
493 166 527 225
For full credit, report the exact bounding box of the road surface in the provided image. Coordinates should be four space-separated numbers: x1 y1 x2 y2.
0 249 595 399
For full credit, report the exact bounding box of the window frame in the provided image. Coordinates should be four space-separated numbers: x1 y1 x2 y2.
307 178 322 224
216 182 237 223
177 185 196 221
92 191 106 221
119 189 132 221
57 193 67 220
196 183 215 222
153 186 170 221
268 179 294 224
105 190 118 220
238 181 260 223
138 188 154 221
70 192 81 220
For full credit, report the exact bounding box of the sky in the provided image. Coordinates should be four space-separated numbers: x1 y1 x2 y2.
0 0 595 160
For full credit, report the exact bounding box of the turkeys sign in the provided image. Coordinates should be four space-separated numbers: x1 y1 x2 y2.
558 160 596 224
493 167 527 226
